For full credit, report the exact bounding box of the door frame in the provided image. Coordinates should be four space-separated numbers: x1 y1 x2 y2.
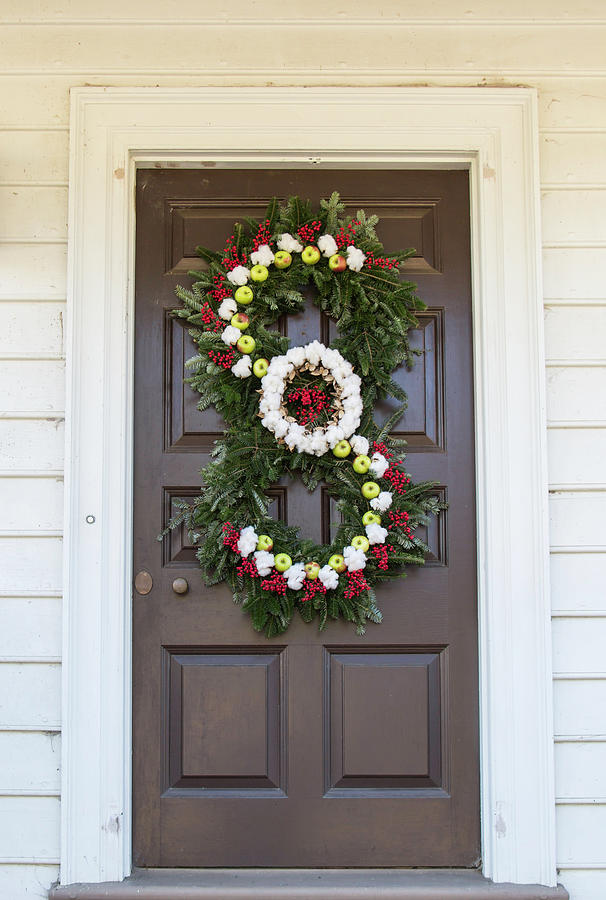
62 87 555 888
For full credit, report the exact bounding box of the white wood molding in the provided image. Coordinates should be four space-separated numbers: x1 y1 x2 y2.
64 87 556 887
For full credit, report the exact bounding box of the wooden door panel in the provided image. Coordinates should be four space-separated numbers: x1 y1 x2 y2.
134 168 478 867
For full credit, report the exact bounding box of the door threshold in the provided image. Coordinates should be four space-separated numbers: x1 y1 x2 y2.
50 868 568 899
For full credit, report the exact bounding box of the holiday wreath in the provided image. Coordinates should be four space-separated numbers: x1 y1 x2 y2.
166 192 442 637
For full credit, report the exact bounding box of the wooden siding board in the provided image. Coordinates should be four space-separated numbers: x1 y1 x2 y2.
0 663 61 728
0 796 60 861
0 864 60 900
555 742 606 798
0 731 61 792
550 554 606 613
544 307 606 362
0 302 65 354
0 596 62 658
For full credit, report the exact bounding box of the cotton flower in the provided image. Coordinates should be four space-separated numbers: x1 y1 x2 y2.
310 431 329 456
231 355 252 378
369 452 389 479
341 374 362 397
343 545 367 571
285 562 306 590
226 265 250 286
318 565 339 590
237 525 258 558
253 550 275 576
366 523 388 545
304 340 324 366
286 346 306 367
218 297 237 320
350 434 369 456
260 374 284 394
221 325 241 345
370 491 393 512
324 424 346 448
346 245 366 272
250 244 274 267
277 233 303 253
317 234 338 258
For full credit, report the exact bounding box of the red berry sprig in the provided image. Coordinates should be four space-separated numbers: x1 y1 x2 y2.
208 347 235 369
261 570 287 595
371 543 395 571
236 558 259 579
383 462 411 494
334 220 360 250
221 234 248 270
297 220 322 243
208 273 230 302
222 522 240 552
371 440 394 460
301 578 326 604
364 251 398 271
344 569 369 599
387 509 414 540
252 219 273 252
286 386 331 425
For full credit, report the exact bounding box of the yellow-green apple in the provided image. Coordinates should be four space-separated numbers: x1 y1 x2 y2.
236 335 256 354
234 285 253 305
362 510 381 526
328 553 346 573
352 454 371 474
332 439 351 458
351 535 370 553
328 253 347 272
274 553 292 572
274 250 292 269
301 245 321 265
361 481 380 499
250 264 269 282
256 534 273 551
304 561 320 580
252 358 269 378
230 312 250 331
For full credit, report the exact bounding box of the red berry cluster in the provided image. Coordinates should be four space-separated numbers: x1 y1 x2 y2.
200 301 224 333
387 509 414 539
301 578 326 604
371 440 394 460
371 543 395 571
208 347 235 369
261 570 287 595
383 463 411 494
297 220 322 243
364 251 398 271
208 273 230 302
286 386 330 425
222 521 240 552
236 558 259 579
344 569 369 599
334 220 360 250
252 219 273 252
221 234 248 270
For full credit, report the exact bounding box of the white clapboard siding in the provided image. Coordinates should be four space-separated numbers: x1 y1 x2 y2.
0 478 63 531
0 596 62 659
0 731 60 792
557 805 606 867
555 871 606 900
555 742 606 799
555 680 606 737
549 493 606 549
540 134 606 186
552 618 606 674
0 864 59 900
0 187 67 242
0 663 61 728
538 78 606 130
0 302 65 354
0 796 60 861
546 368 606 423
0 244 67 299
0 538 62 593
550 554 606 613
544 307 606 362
543 248 606 300
0 360 65 413
0 131 68 185
548 430 606 487
0 420 65 471
542 191 606 245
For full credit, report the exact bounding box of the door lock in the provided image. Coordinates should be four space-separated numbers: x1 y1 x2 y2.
172 577 189 595
134 570 153 595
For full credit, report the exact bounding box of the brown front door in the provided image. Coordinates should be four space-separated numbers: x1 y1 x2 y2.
133 169 479 867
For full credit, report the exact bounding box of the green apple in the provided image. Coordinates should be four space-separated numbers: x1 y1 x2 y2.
304 561 320 580
256 534 274 552
362 510 381 526
252 357 269 378
328 553 346 573
352 454 371 474
301 245 321 265
250 264 269 283
234 285 253 305
328 253 347 272
332 439 352 459
274 250 292 269
274 553 292 572
236 335 256 354
351 535 370 553
361 481 380 500
230 312 249 331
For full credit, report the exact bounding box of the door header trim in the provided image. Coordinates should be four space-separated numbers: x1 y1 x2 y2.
63 86 554 887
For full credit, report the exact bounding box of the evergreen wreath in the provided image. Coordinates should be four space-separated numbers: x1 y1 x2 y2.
165 192 442 637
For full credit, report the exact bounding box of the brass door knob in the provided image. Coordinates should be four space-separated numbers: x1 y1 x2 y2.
134 570 153 595
172 577 189 595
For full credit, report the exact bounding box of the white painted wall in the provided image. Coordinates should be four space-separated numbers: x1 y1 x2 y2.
0 3 604 898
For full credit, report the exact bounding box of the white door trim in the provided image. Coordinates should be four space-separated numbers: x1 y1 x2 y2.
63 87 555 887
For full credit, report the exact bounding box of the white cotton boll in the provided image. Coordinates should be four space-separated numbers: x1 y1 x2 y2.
261 410 282 429
231 355 252 378
221 325 241 345
304 341 324 366
277 233 304 254
267 354 287 372
343 545 367 571
317 234 338 258
271 362 293 379
350 434 369 456
260 374 284 394
346 245 366 272
341 374 362 397
339 415 359 437
325 425 345 448
218 297 237 320
369 452 389 479
272 418 290 439
250 244 275 267
284 425 305 450
253 550 275 577
286 346 306 367
296 434 314 454
333 362 353 381
259 395 281 415
370 491 393 512
318 565 339 590
226 265 250 286
321 348 342 370
310 431 329 456
285 562 306 590
237 525 258 558
366 523 388 545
